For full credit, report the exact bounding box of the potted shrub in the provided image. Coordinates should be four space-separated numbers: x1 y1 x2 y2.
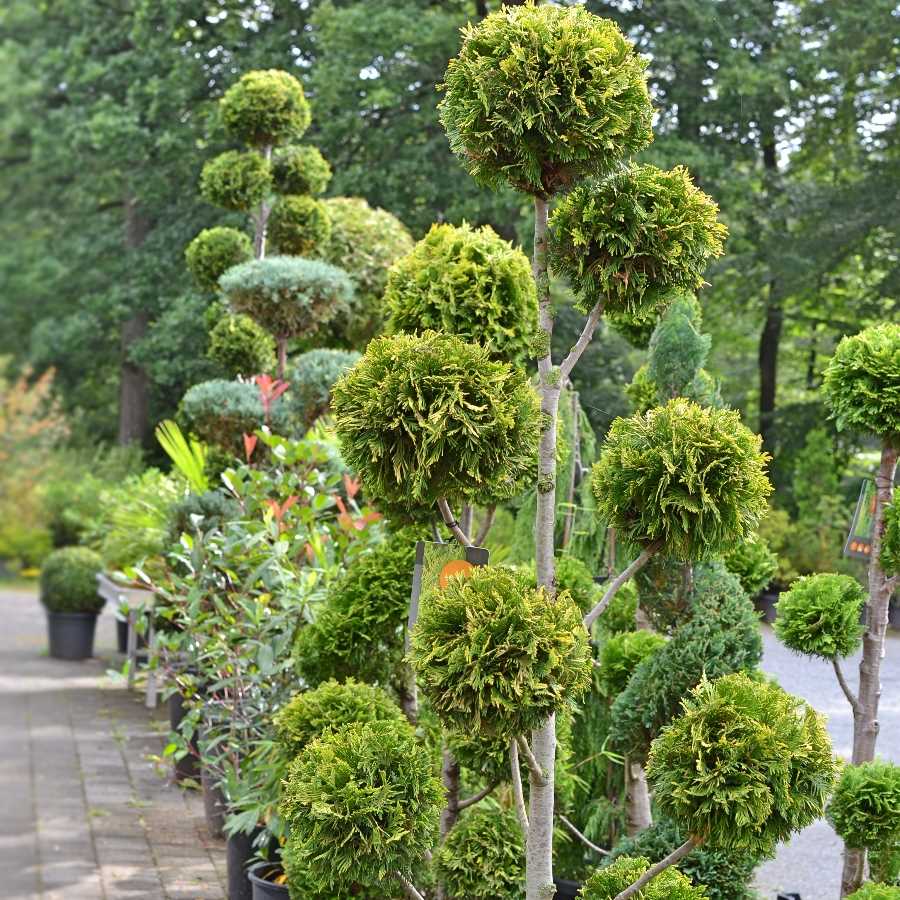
40 546 105 660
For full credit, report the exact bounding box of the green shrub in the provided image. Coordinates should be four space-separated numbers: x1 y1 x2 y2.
40 546 104 614
288 348 360 427
774 573 867 660
268 195 332 257
220 69 311 147
647 672 838 855
882 502 900 577
580 855 708 900
411 565 592 739
439 4 652 195
185 227 253 292
634 555 692 633
200 150 272 212
549 165 727 317
846 886 900 900
823 323 900 442
272 144 332 196
646 294 710 398
332 331 541 510
206 313 276 378
280 720 443 890
596 630 667 699
282 834 396 899
165 490 239 545
598 580 638 635
435 807 525 899
220 256 352 342
553 555 597 614
722 536 778 597
385 222 537 366
592 399 772 560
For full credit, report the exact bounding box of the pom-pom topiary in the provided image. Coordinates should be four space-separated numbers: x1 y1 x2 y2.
722 536 778 598
439 4 653 196
823 323 900 443
435 807 525 899
385 222 537 366
199 150 272 212
288 349 360 428
185 227 253 292
581 855 708 900
592 399 772 559
846 886 900 900
647 672 838 856
272 144 332 196
549 165 727 316
206 313 276 378
40 546 104 614
596 630 667 699
774 573 867 660
279 719 443 890
411 565 592 738
332 331 541 510
268 195 332 257
281 835 393 900
220 69 311 148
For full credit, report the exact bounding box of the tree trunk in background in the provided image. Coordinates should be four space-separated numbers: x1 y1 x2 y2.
624 758 652 837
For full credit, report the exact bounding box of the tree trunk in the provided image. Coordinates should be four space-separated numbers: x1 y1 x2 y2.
439 746 461 840
624 757 652 837
276 336 288 380
758 296 782 453
253 145 273 259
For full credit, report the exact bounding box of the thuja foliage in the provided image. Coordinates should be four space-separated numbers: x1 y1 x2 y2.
722 537 778 598
220 69 311 148
648 673 838 855
280 720 443 889
435 807 525 899
332 331 541 510
411 565 592 738
775 573 867 660
385 222 537 366
846 886 900 900
268 195 332 257
593 399 772 558
549 165 727 316
272 145 332 196
206 313 276 379
599 580 638 635
281 837 392 900
200 150 272 212
596 630 667 699
288 349 360 428
881 502 900 577
185 227 253 292
552 554 597 614
439 3 652 196
40 546 104 614
823 323 900 442
580 855 708 900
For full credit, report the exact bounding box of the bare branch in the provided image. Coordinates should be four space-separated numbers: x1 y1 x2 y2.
560 300 605 380
395 872 426 900
614 836 701 900
510 739 529 837
832 657 861 715
474 504 497 546
437 497 472 546
558 814 609 856
517 735 549 787
583 540 663 630
457 781 499 810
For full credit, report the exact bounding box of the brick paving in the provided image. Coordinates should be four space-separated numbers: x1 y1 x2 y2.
0 589 225 900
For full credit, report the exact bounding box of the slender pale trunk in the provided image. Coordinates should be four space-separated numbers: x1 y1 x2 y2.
276 336 288 380
561 390 581 549
624 757 652 837
841 444 898 896
253 145 273 260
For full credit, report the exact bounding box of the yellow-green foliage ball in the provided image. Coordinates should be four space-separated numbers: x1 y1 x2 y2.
185 227 253 292
273 144 332 196
580 855 708 900
220 69 311 147
268 195 332 256
828 760 900 855
206 312 276 379
200 150 272 212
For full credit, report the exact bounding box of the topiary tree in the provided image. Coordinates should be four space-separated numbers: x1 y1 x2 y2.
219 69 311 149
40 546 104 614
205 311 276 379
199 149 273 215
580 855 708 900
268 194 332 257
287 348 360 428
722 536 778 598
595 631 667 700
272 144 332 197
185 227 253 293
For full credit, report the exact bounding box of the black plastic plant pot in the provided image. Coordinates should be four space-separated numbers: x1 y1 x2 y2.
202 766 227 839
168 692 200 782
115 613 149 655
227 830 258 900
46 611 99 660
247 863 289 899
554 877 582 899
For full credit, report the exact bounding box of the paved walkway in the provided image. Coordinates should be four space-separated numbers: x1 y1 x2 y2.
0 589 225 900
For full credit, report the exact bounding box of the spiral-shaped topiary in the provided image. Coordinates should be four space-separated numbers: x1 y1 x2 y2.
268 195 332 257
206 313 276 378
774 573 867 660
439 4 653 196
549 165 727 316
200 150 272 212
592 399 771 559
332 331 541 509
411 565 592 738
385 222 537 366
185 227 253 292
272 144 332 196
823 323 900 443
580 855 708 900
828 760 900 859
647 672 838 856
40 547 104 614
220 69 311 147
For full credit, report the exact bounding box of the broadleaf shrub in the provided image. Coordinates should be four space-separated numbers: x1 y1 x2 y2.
40 546 104 614
220 69 311 147
200 150 272 212
185 227 253 292
268 195 332 257
580 855 708 900
272 144 332 196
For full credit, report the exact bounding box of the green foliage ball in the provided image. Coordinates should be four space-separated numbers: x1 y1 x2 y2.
385 222 537 365
828 760 900 853
722 537 778 598
268 195 332 257
774 573 867 660
282 834 393 899
200 150 272 212
439 4 652 196
272 144 332 196
220 256 353 340
288 349 360 428
185 227 253 292
220 69 311 147
549 165 727 316
596 630 667 699
846 886 900 900
581 855 708 900
40 546 104 614
592 399 772 559
647 672 838 855
435 807 525 899
332 331 541 509
206 313 276 378
599 580 639 635
279 720 443 889
881 502 900 577
823 323 900 443
411 565 592 739
554 555 597 614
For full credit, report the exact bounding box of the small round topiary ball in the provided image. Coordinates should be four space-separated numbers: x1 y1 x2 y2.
580 855 708 900
439 4 653 196
220 69 311 147
199 150 272 212
722 536 778 598
206 312 276 379
774 573 867 660
268 195 332 257
647 672 838 856
41 547 104 614
823 323 900 444
549 165 727 316
592 399 772 560
185 227 253 292
828 760 900 854
279 719 443 890
272 144 332 196
411 565 593 738
385 222 537 366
